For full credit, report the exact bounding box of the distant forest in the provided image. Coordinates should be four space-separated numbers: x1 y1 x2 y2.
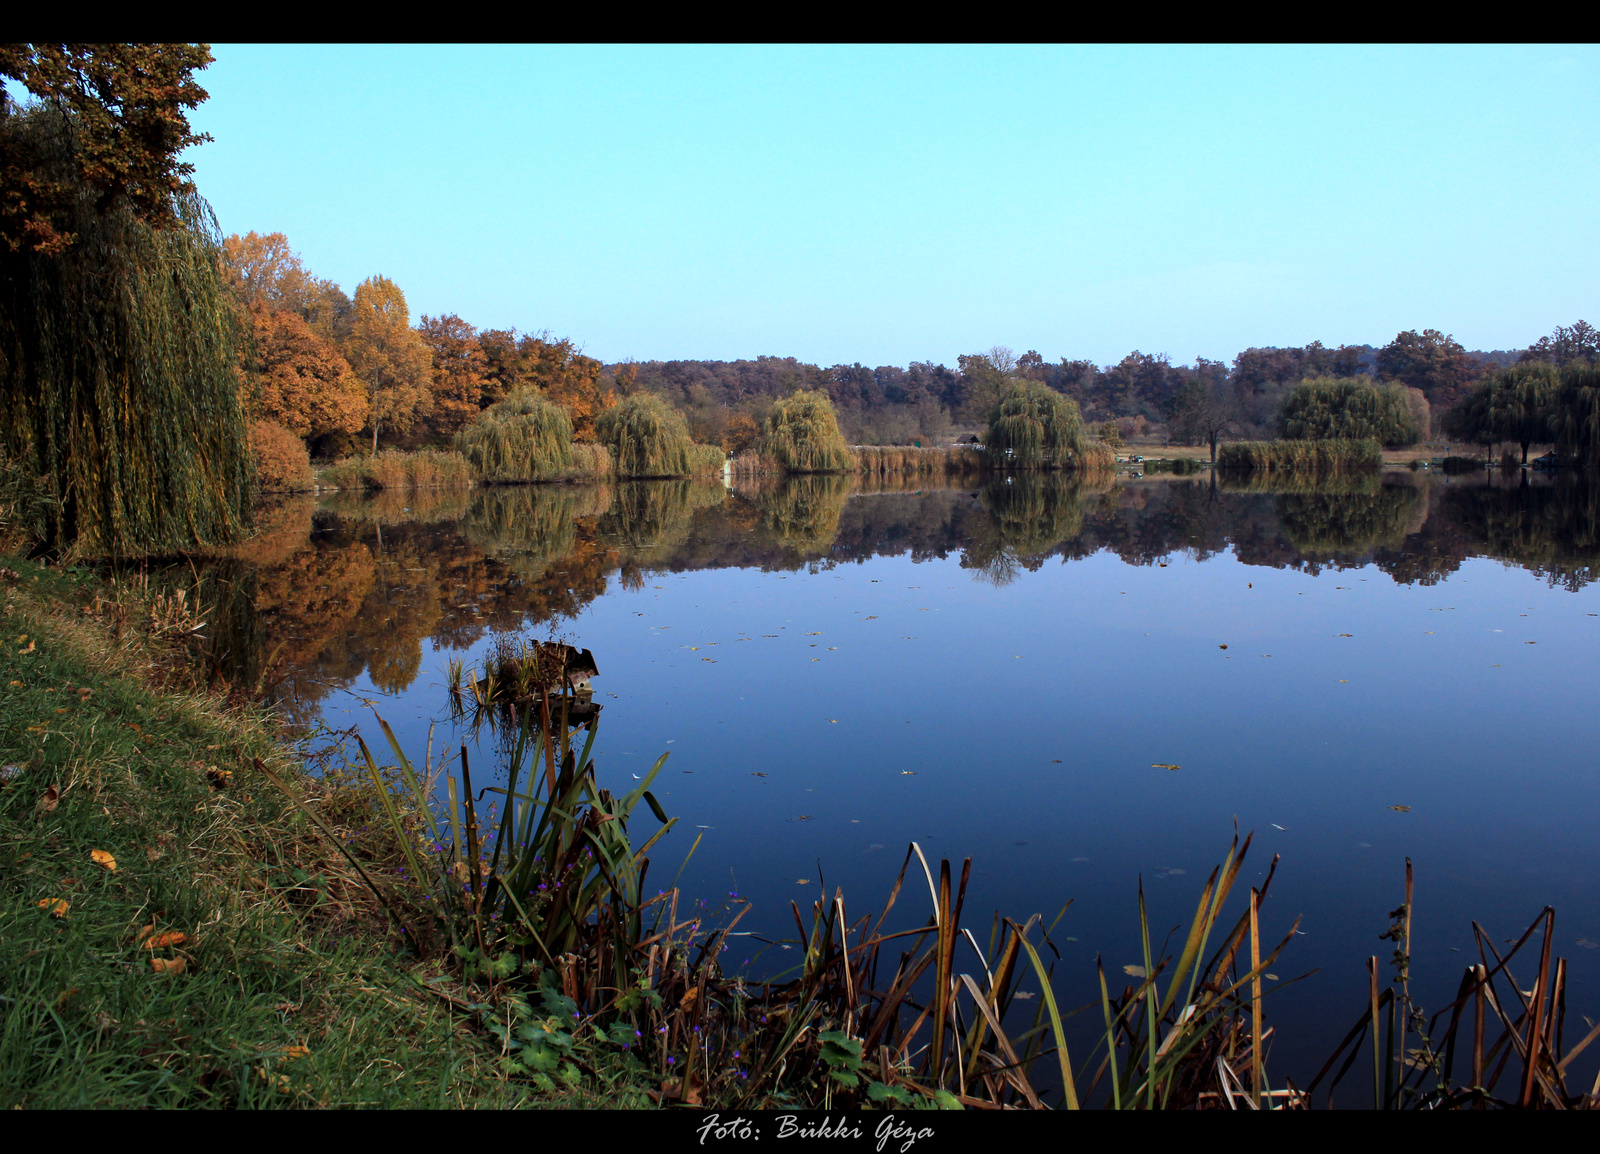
619 329 1584 448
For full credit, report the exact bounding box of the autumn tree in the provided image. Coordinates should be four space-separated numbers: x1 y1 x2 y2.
1376 329 1478 406
0 44 213 255
1522 321 1599 367
418 313 489 439
522 333 613 440
223 231 323 314
346 275 431 452
244 301 368 438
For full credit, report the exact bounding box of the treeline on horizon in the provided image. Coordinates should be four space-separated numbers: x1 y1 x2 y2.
233 217 1598 463
624 325 1597 450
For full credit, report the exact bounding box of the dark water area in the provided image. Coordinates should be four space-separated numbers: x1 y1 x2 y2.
196 469 1600 1090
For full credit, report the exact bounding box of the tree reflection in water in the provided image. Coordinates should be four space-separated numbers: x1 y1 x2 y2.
178 470 1600 712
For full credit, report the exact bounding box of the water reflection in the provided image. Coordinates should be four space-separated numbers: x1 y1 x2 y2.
180 470 1600 714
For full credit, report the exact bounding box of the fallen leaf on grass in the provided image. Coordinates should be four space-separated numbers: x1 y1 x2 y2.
151 956 187 975
282 1044 311 1060
144 931 187 949
37 783 59 813
145 847 163 862
90 848 117 873
38 897 69 917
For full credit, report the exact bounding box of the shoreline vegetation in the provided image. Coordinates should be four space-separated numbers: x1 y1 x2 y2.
4 563 1596 1109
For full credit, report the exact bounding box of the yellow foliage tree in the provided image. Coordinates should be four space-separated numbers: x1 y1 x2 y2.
346 275 432 452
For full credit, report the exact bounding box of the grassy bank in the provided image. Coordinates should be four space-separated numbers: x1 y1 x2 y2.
0 560 598 1108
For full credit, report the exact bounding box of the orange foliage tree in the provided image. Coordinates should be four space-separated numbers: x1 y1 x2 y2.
245 301 369 437
418 313 488 439
475 328 613 440
347 275 432 452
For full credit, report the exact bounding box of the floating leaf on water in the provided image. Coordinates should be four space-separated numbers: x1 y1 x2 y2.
750 773 768 777
1271 824 1287 831
1577 939 1599 950
826 719 838 723
1013 991 1036 999
1151 763 1180 771
1051 759 1062 763
1218 644 1227 650
863 615 877 620
900 771 917 776
90 849 117 873
1123 965 1146 978
1389 805 1411 812
1266 974 1279 981
796 879 810 885
1337 634 1353 637
806 632 822 636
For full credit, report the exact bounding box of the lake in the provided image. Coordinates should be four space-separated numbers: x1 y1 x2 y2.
207 467 1600 1087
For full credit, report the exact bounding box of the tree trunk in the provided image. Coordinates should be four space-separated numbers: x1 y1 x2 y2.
1522 441 1530 465
371 419 379 455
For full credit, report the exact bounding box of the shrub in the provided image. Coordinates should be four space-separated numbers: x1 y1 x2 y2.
454 390 574 483
248 420 314 493
1278 377 1420 446
758 390 856 473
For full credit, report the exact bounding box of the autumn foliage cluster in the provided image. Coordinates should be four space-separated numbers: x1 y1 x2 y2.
223 231 622 473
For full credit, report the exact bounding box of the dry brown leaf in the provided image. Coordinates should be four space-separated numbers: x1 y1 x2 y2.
679 987 699 1011
145 931 187 949
90 848 117 872
37 783 59 813
38 897 68 917
151 956 187 975
282 1044 311 1060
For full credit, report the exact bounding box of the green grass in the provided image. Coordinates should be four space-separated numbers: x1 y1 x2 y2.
0 558 633 1108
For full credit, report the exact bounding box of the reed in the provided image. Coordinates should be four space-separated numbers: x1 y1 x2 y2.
853 445 987 479
758 390 857 474
1216 438 1382 474
318 449 473 492
454 389 575 483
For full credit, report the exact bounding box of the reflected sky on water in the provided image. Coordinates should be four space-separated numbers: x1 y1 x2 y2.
206 469 1600 1083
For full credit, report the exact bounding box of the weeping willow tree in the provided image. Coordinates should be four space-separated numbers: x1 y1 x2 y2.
758 390 856 473
982 380 1087 469
1277 377 1419 446
454 389 574 482
1443 363 1560 464
595 391 702 478
0 106 251 557
758 473 853 555
1550 364 1600 465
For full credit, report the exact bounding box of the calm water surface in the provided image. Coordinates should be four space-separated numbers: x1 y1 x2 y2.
214 470 1600 1083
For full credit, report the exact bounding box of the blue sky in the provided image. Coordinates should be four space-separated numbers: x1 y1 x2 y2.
186 44 1599 368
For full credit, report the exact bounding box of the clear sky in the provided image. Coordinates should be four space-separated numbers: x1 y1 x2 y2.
186 44 1599 368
